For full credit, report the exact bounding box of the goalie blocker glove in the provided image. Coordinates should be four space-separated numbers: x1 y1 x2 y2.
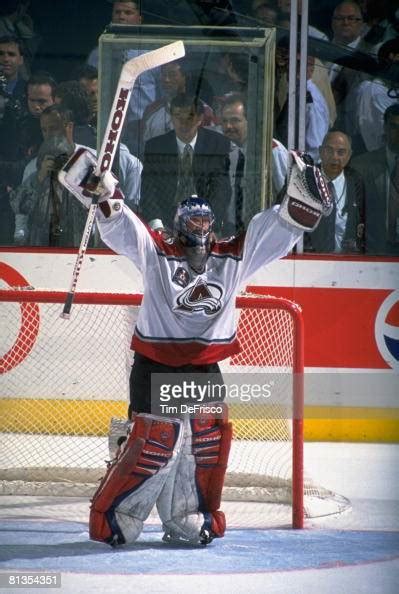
58 147 124 218
279 151 333 231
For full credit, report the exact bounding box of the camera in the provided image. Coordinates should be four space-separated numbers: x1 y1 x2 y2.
53 153 70 171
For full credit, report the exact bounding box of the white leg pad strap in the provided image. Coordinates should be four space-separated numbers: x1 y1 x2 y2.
156 418 204 543
156 409 232 544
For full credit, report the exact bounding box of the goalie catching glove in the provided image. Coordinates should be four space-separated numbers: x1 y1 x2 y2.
58 147 124 218
279 151 333 231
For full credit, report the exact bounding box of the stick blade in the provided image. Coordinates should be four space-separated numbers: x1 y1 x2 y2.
120 40 185 87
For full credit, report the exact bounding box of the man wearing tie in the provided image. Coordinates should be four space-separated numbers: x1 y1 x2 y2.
351 105 399 255
139 93 231 233
220 93 247 233
327 1 374 151
221 93 289 233
306 130 365 253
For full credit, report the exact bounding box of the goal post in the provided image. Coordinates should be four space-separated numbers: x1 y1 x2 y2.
230 294 304 529
0 288 346 527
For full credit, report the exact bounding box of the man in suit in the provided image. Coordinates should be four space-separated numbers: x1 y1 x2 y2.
0 35 26 108
220 92 289 232
0 34 26 244
351 104 399 256
141 58 215 146
306 130 365 253
220 92 247 233
139 93 231 234
327 1 375 153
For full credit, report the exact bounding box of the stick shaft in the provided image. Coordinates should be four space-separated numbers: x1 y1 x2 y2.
61 41 185 318
60 200 98 318
95 41 185 176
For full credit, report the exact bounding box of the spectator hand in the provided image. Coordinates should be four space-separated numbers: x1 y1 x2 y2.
38 155 56 184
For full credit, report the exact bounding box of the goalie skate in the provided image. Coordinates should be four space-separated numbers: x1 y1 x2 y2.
162 525 214 546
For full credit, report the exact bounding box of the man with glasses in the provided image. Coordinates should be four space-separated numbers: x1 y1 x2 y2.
328 1 374 149
305 130 365 254
331 1 365 49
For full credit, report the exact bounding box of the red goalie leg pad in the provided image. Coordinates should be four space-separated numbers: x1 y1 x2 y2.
89 507 113 543
89 415 181 544
191 405 233 513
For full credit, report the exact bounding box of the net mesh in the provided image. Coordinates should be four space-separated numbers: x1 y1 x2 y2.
0 289 349 520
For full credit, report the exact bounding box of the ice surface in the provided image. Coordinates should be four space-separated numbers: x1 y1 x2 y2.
0 442 398 594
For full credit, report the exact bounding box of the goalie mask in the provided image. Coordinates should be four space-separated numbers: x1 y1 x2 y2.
174 196 215 274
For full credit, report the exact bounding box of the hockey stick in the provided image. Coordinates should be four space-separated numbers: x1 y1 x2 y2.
60 40 185 318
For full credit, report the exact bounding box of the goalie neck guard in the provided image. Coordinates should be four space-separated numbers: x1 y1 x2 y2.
174 196 215 274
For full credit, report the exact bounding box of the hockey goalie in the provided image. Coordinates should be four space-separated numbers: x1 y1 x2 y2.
59 147 332 546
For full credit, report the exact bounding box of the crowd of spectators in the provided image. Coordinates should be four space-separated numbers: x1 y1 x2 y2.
0 0 398 255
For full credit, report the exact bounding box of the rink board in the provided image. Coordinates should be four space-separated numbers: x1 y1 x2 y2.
0 398 398 442
1 251 399 443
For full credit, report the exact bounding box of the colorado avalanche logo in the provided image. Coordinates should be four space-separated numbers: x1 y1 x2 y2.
176 278 222 315
375 290 399 371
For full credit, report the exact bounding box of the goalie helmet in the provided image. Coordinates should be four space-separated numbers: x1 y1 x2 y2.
174 196 215 274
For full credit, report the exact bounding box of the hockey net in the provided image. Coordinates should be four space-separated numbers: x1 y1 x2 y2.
0 288 348 527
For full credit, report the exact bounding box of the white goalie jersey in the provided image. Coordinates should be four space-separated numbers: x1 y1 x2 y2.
97 205 302 366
